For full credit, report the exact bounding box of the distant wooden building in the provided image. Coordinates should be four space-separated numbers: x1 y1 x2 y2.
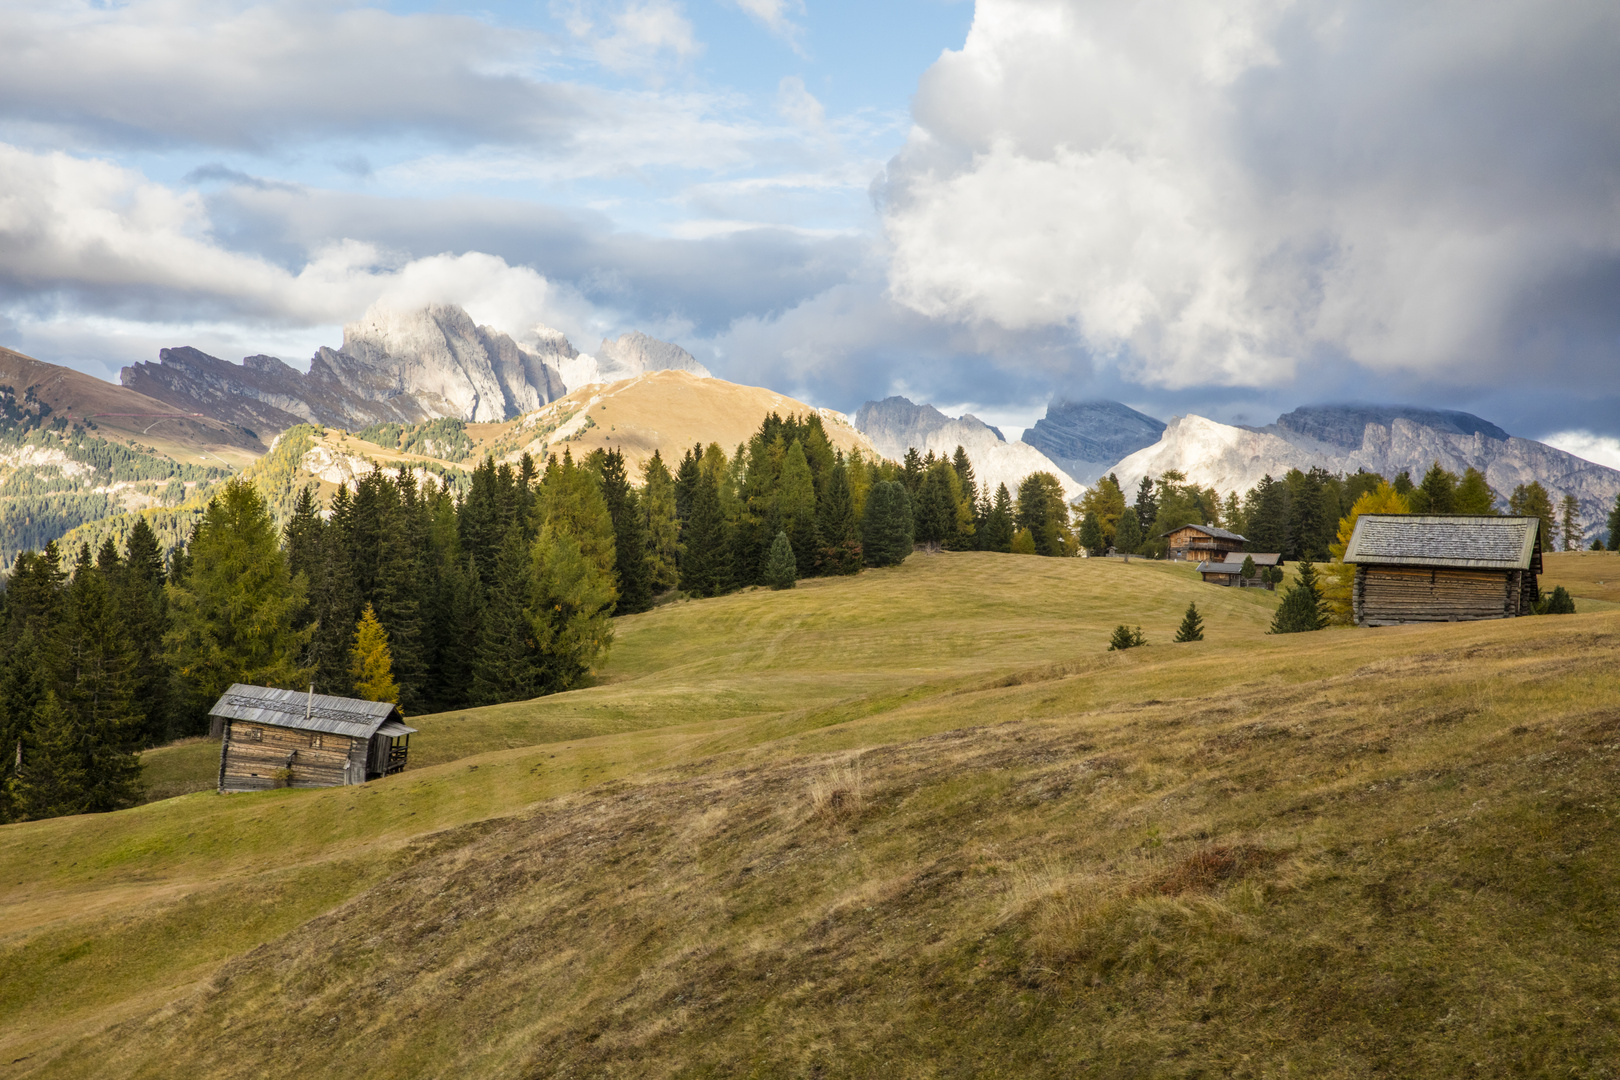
212 684 415 793
1163 523 1247 562
1197 552 1283 587
1343 515 1543 626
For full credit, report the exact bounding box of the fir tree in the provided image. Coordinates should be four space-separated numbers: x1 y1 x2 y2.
1560 494 1580 551
984 484 1014 553
1508 481 1556 553
430 556 481 712
860 481 914 567
1454 468 1497 515
1010 528 1037 555
679 466 731 597
1410 461 1457 514
307 493 359 698
1243 475 1291 555
116 519 172 745
1015 473 1069 556
1114 507 1143 554
1609 491 1620 550
1240 554 1257 580
54 547 144 813
165 479 311 733
765 531 796 589
349 604 401 705
473 525 539 706
372 472 424 711
15 692 88 821
674 445 702 525
913 461 957 550
1537 586 1576 615
641 450 682 593
600 449 653 614
1174 602 1205 642
901 448 924 493
1271 560 1328 634
816 461 861 574
538 450 618 582
1108 625 1146 651
951 445 978 508
282 485 323 587
1078 512 1104 555
1134 476 1158 534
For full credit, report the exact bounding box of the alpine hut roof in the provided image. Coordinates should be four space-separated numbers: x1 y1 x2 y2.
1343 515 1542 571
207 684 406 740
1162 523 1246 542
1195 561 1246 575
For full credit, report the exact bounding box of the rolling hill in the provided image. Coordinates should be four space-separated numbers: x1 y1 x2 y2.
4 551 1619 1076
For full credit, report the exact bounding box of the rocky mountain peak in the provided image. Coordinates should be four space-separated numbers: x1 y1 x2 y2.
1273 405 1509 449
1020 399 1166 485
855 395 1082 501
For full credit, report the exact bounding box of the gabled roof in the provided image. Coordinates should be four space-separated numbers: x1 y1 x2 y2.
1196 562 1246 575
1220 552 1281 566
208 684 401 740
1343 515 1541 570
1163 523 1246 542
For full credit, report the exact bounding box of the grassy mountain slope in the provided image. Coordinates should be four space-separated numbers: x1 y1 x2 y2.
5 556 1620 1076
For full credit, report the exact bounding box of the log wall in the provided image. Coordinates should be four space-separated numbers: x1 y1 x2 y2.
1355 565 1520 626
218 720 367 792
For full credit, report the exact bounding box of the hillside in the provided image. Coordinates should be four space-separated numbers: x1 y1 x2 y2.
4 553 1619 1075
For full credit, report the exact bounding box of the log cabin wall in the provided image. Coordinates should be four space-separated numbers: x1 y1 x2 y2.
1356 565 1517 626
219 720 367 792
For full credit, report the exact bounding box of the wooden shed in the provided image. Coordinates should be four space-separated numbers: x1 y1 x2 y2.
1197 553 1283 588
211 684 416 793
1343 515 1542 626
1163 523 1247 562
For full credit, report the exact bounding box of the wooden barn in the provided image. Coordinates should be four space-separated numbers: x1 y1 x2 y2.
1197 552 1283 587
212 684 416 793
1343 515 1543 626
1163 523 1247 562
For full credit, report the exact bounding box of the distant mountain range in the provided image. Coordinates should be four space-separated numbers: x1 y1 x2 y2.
121 304 710 442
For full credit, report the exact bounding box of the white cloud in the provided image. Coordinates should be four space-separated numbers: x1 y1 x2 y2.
1542 432 1620 473
557 0 703 76
732 0 806 49
882 0 1620 394
0 144 605 351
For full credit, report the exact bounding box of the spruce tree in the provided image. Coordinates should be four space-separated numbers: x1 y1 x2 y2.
641 450 682 593
1240 554 1257 580
1243 475 1291 555
431 556 481 711
117 519 172 745
1174 602 1205 642
15 692 89 821
283 485 323 587
600 449 652 614
1114 507 1142 554
1508 481 1556 553
1560 494 1580 551
1134 476 1158 534
473 525 538 706
1078 512 1104 556
914 462 956 550
1609 491 1620 550
860 481 914 567
674 445 702 525
951 446 978 508
1454 468 1496 515
901 448 923 493
1270 560 1328 634
538 450 618 581
372 473 424 711
1108 625 1146 651
765 531 797 589
1411 461 1458 514
349 604 401 705
165 479 311 733
1010 528 1037 555
679 467 732 597
55 547 143 812
984 484 1015 553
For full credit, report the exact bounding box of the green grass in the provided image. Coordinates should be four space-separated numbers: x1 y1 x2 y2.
4 552 1618 1077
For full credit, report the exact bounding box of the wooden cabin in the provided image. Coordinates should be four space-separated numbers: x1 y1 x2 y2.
1163 523 1247 562
211 684 416 793
1343 515 1542 626
1197 552 1283 587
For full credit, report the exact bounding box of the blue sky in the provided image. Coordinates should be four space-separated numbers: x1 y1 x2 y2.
1 0 1618 460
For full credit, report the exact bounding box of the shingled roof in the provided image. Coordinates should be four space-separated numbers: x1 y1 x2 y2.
1163 523 1247 542
1343 515 1541 570
208 684 402 740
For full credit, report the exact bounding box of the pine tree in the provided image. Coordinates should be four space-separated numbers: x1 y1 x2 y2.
1410 461 1457 515
54 547 143 813
765 531 796 590
283 485 323 588
349 604 400 705
1134 476 1158 534
1560 493 1580 551
372 473 424 711
816 461 861 574
1174 602 1205 642
1508 481 1556 553
680 467 732 597
984 484 1014 552
538 450 618 582
116 518 172 745
600 449 652 614
15 692 88 821
473 525 538 706
1240 554 1257 580
1538 586 1576 615
1114 507 1142 554
951 445 978 509
165 479 311 733
1609 491 1620 550
430 556 482 711
641 450 682 593
307 493 359 698
1271 560 1328 634
1015 473 1069 556
914 461 957 550
1454 468 1496 514
674 445 702 525
860 481 914 567
1078 512 1104 555
1243 475 1291 555
901 448 923 493
1108 625 1146 651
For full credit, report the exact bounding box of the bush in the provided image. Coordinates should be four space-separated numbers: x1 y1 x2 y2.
1108 625 1147 651
1534 585 1576 615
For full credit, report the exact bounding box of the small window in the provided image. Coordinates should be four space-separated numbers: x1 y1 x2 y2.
310 733 324 749
242 727 262 743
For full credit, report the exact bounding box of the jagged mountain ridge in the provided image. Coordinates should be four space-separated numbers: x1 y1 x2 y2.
1021 399 1167 485
1111 410 1620 545
121 304 703 438
854 396 1083 502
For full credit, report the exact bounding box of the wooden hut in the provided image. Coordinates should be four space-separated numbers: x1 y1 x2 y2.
1197 553 1283 588
1163 523 1247 562
211 684 416 793
1343 515 1542 626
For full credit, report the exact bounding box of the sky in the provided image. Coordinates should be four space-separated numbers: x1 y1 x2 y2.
1 0 1618 461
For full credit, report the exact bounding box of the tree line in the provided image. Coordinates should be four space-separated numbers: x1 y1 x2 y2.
1076 460 1599 558
0 409 1081 822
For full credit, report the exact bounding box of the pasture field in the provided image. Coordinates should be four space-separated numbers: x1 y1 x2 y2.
6 551 1619 1077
